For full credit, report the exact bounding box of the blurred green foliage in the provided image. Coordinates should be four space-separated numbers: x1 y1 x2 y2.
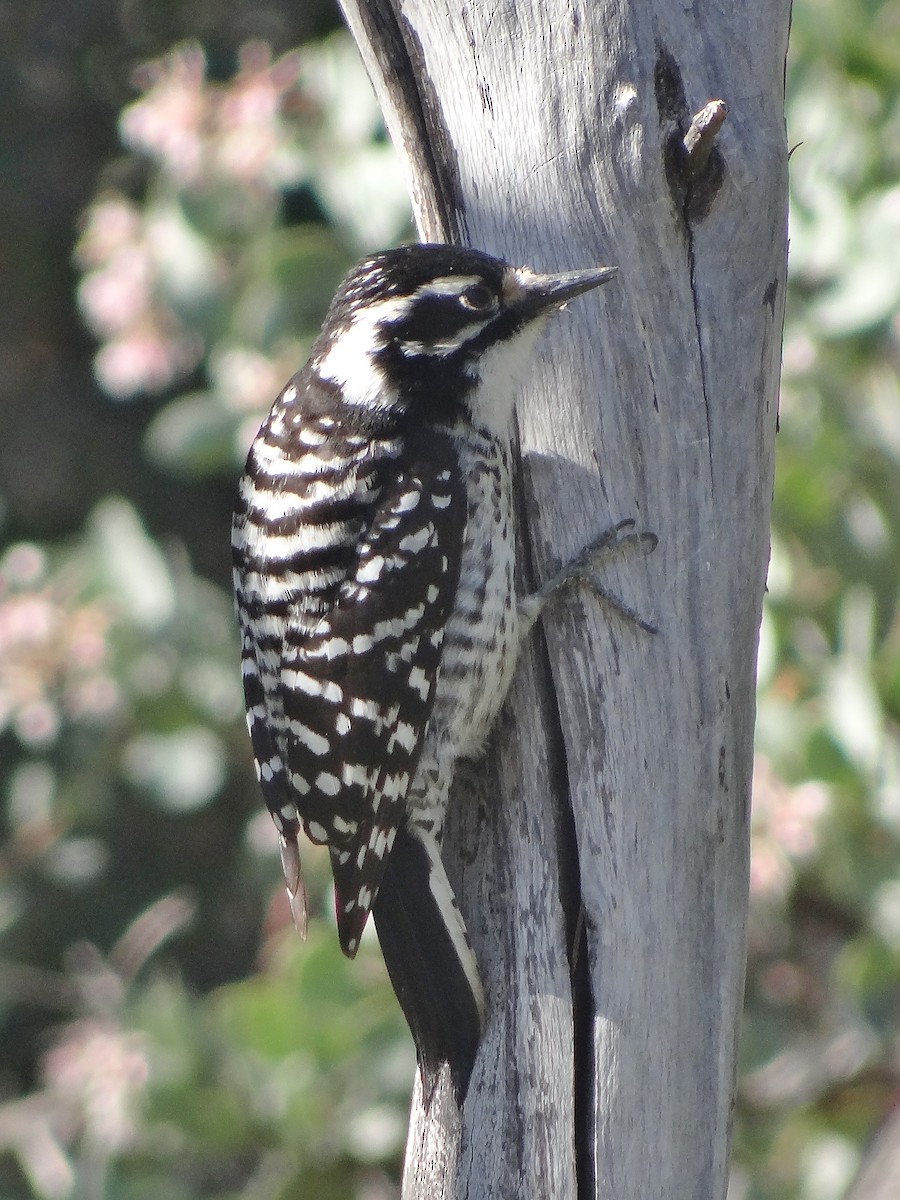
736 2 900 1197
0 1 898 1198
1 25 412 1200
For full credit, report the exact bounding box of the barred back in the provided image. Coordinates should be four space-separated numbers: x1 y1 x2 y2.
232 374 465 954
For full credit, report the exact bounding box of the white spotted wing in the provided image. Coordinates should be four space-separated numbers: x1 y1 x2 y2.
278 435 464 955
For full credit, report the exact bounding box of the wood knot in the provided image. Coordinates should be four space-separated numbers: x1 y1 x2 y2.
655 49 727 224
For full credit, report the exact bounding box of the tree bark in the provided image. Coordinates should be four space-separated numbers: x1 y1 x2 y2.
337 2 790 1196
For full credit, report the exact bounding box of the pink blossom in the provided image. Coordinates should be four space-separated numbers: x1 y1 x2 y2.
95 327 201 399
43 1022 149 1153
750 757 831 901
67 611 108 670
78 246 154 337
212 346 284 411
1 544 47 589
121 43 207 184
749 841 793 902
220 43 282 129
14 700 60 747
65 675 121 721
0 558 118 746
215 48 303 185
0 594 56 651
75 195 142 268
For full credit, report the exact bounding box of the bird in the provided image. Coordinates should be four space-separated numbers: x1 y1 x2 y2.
232 242 650 1100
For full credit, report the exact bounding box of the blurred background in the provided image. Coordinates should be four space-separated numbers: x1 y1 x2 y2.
0 1 897 1197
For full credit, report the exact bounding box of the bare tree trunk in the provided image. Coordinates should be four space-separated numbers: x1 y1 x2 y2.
337 2 790 1196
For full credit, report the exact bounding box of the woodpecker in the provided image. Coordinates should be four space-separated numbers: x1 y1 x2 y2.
232 243 646 1099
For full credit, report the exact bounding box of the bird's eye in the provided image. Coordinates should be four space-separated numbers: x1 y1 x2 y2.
459 284 497 313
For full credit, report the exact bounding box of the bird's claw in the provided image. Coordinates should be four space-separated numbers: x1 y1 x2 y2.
547 518 659 635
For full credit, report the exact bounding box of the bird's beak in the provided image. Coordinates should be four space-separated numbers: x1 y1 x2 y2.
505 264 618 316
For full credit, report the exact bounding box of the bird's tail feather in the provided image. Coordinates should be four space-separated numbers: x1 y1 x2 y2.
372 823 484 1104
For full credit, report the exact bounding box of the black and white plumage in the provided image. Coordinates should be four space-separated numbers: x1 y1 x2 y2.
232 243 618 1097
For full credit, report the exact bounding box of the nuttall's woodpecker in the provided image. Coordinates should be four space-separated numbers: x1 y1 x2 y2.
232 243 650 1098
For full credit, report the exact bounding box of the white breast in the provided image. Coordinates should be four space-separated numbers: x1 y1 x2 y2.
430 431 518 760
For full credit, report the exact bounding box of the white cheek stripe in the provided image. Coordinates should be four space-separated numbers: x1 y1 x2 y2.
412 275 483 298
399 332 479 358
316 298 409 409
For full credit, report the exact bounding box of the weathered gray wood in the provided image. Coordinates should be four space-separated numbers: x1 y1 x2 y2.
337 2 790 1197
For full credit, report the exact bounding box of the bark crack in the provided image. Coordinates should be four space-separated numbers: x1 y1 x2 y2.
515 451 595 1200
687 237 716 491
341 0 466 241
655 48 727 494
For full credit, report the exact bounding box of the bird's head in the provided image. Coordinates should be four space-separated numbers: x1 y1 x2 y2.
311 243 616 432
